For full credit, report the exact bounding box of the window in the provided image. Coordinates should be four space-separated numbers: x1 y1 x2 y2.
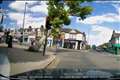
69 34 76 39
24 38 28 42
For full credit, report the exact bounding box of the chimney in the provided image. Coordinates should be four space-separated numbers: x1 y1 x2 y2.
113 30 115 34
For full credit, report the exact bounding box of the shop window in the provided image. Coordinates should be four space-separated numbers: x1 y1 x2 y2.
24 38 28 42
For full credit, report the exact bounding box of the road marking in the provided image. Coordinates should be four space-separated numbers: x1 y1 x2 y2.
46 57 60 69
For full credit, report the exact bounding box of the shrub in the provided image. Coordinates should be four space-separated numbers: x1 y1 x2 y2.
86 45 91 50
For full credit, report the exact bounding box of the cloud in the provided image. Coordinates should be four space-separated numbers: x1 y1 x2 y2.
8 12 24 25
76 13 119 25
78 3 120 46
30 1 48 16
7 12 46 28
8 1 48 28
9 1 39 12
25 16 46 28
94 1 120 4
112 4 120 15
87 25 113 46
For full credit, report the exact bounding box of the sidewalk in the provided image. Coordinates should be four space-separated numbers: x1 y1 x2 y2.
0 43 56 76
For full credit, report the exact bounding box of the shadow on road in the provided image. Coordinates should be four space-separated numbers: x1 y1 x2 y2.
0 46 49 63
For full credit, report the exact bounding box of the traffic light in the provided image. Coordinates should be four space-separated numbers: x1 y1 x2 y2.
45 16 51 30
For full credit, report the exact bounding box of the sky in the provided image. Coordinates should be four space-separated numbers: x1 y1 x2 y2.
0 0 120 46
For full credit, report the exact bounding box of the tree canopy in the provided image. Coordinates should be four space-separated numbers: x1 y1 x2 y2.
47 0 93 38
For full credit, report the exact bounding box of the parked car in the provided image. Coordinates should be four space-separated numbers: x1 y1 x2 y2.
96 47 104 52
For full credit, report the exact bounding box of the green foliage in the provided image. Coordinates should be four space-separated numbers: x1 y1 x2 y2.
51 28 60 38
47 0 93 37
50 17 63 28
99 43 108 49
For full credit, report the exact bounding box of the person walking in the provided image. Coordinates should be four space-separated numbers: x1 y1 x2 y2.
8 34 13 48
6 31 13 48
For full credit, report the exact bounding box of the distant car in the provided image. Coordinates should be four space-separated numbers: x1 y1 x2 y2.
96 47 104 52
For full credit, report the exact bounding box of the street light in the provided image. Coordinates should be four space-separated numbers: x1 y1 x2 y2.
0 10 4 25
0 9 7 29
87 28 90 45
22 2 27 44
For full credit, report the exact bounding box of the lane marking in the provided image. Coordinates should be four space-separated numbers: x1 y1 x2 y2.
45 57 60 69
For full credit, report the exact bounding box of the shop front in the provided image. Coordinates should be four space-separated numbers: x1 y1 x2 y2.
63 39 84 50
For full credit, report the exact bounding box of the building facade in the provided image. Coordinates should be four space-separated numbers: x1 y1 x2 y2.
13 26 53 47
9 26 87 49
109 30 120 47
58 28 87 50
108 30 120 55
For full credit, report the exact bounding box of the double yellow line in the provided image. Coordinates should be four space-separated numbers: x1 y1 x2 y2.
45 57 60 69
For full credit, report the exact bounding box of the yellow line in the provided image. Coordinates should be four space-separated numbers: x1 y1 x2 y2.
46 57 60 69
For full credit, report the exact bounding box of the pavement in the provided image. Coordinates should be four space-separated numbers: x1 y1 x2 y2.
0 43 56 77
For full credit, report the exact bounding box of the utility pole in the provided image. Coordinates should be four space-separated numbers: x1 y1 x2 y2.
0 9 4 25
22 2 27 44
87 28 90 45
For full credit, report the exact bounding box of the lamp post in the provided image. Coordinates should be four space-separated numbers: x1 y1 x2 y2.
0 9 4 25
22 2 27 44
87 28 90 45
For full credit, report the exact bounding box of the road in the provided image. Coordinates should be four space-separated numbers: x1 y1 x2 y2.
9 48 120 78
47 48 120 70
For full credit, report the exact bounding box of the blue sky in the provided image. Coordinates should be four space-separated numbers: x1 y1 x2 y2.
0 0 120 46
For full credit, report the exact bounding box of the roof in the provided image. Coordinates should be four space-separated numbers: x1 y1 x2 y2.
110 30 120 41
113 33 120 38
60 28 83 34
112 30 120 38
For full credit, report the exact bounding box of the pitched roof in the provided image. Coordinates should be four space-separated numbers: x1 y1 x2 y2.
110 31 120 41
60 28 83 34
112 30 120 38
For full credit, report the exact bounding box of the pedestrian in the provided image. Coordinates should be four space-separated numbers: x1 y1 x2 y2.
5 31 9 44
6 32 13 48
8 34 13 48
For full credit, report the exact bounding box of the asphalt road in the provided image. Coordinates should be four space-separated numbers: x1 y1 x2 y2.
0 46 10 80
47 48 120 70
10 48 120 79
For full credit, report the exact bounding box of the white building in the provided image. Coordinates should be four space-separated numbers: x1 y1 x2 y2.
59 28 87 50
